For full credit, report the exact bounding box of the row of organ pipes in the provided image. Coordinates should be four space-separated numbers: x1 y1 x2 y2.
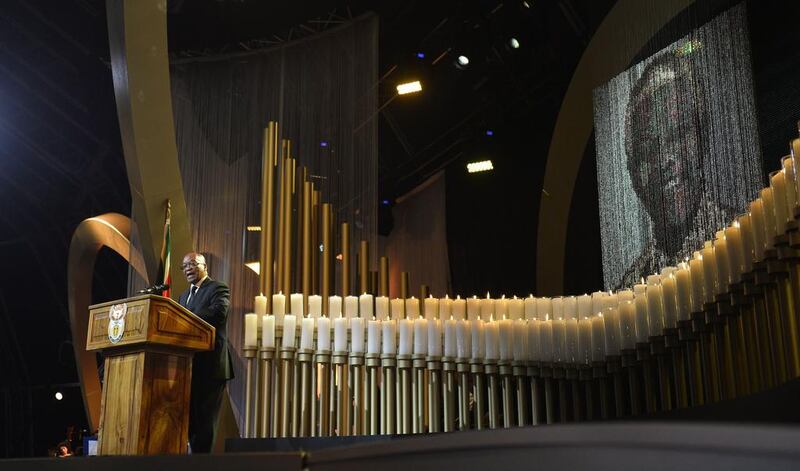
240 120 800 437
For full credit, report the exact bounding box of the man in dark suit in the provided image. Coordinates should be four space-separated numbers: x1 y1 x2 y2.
178 252 234 453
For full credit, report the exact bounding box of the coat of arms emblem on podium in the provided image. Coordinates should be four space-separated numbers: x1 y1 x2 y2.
108 303 127 344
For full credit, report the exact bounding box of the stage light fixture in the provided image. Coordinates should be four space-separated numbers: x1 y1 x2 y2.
55 392 63 401
467 160 494 173
485 130 494 136
320 140 329 147
416 52 425 59
396 80 422 95
456 55 470 69
509 38 520 49
382 199 390 206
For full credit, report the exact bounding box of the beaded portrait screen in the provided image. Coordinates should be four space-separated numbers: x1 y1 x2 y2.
592 4 763 291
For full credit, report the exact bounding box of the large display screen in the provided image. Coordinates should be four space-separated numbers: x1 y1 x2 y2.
592 4 763 290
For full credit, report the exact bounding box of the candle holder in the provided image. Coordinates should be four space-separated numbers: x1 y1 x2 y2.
315 349 332 436
279 345 296 437
635 342 656 414
741 272 768 393
470 358 486 430
541 362 556 424
297 348 314 436
771 239 800 379
712 295 737 400
663 328 688 409
755 256 789 385
565 365 581 423
411 354 426 433
365 353 380 435
258 346 276 437
649 335 672 411
455 357 470 431
349 351 366 435
753 263 785 388
498 360 513 428
605 354 624 418
397 354 413 434
333 350 349 436
243 346 257 438
380 353 397 435
677 320 703 407
578 365 593 421
553 364 568 423
512 360 528 426
591 361 608 420
620 349 639 416
528 361 543 425
271 330 283 437
485 359 500 429
729 284 754 396
427 355 443 433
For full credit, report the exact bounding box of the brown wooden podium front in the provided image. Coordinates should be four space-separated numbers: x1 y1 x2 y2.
87 294 214 455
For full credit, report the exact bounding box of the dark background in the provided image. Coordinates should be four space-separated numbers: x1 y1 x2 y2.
0 0 799 457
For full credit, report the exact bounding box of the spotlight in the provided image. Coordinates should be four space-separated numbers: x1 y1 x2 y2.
382 199 390 206
485 130 494 136
467 160 494 173
522 1 531 8
320 140 329 147
55 392 63 401
455 55 470 69
246 225 261 232
416 52 425 59
508 38 520 49
396 80 422 95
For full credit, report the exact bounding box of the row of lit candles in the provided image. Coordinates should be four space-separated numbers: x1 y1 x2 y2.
243 143 800 364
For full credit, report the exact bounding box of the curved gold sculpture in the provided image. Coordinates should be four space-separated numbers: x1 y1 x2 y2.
67 213 148 431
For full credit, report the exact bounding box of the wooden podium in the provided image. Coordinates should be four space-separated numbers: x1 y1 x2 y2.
86 294 214 455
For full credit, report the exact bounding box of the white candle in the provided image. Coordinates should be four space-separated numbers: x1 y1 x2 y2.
675 263 691 322
646 281 664 338
495 297 508 319
619 300 635 350
617 290 634 303
439 296 452 320
577 294 592 319
480 295 494 321
382 320 396 355
428 319 443 357
565 318 578 363
367 319 381 354
578 317 592 365
701 242 717 303
485 321 500 361
603 307 620 356
499 319 513 361
308 295 322 318
300 317 314 350
467 296 481 321
444 319 457 358
329 295 343 319
358 293 373 319
290 293 304 317
527 320 540 362
633 284 649 344
390 298 405 319
738 214 754 273
749 199 766 261
282 314 297 348
455 320 469 359
689 254 705 314
562 296 578 321
424 296 439 321
591 291 607 316
524 295 537 320
470 320 484 359
398 319 413 355
513 319 528 362
539 320 553 362
713 231 730 295
406 297 420 319
725 224 744 284
317 316 331 351
452 297 466 321
791 145 800 208
244 313 258 348
255 295 267 316
762 187 777 247
413 318 428 355
771 170 789 235
344 295 359 319
783 156 798 214
508 297 524 320
591 314 605 362
375 296 389 321
535 297 552 320
660 268 678 329
333 317 348 352
551 318 566 363
273 292 286 324
551 297 563 321
262 314 276 348
351 317 365 353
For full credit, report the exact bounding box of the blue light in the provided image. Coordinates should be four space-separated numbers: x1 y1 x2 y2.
382 199 390 206
416 52 425 59
485 130 494 136
320 141 328 147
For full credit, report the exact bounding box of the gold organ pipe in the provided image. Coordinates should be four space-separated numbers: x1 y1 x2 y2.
259 122 278 310
401 272 409 299
312 189 321 295
322 204 333 316
379 256 389 297
302 181 313 307
341 223 351 298
359 240 369 294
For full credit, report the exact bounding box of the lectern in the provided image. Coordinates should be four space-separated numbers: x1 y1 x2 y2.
86 294 214 455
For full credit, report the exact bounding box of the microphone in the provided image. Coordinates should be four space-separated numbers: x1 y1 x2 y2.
138 283 170 295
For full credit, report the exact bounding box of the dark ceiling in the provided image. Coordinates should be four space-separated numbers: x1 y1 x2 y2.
0 0 614 457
